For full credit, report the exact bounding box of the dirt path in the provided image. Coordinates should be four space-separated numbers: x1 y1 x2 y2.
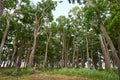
0 73 94 80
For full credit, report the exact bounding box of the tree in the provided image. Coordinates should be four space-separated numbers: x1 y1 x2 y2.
43 26 52 67
56 16 69 67
68 0 120 73
86 0 120 75
0 0 22 59
27 0 56 68
0 15 10 54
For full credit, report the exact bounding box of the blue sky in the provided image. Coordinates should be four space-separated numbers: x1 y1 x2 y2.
30 0 79 19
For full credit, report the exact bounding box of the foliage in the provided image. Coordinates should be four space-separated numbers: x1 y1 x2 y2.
0 0 120 78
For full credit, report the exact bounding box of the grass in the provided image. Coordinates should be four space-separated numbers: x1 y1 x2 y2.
0 68 35 76
0 68 119 80
43 68 120 80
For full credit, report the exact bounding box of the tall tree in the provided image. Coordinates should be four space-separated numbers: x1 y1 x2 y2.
0 15 10 54
43 26 52 67
85 0 120 75
98 34 111 71
0 0 22 55
28 0 56 68
68 0 120 74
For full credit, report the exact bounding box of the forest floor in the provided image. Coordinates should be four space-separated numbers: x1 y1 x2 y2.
0 73 93 80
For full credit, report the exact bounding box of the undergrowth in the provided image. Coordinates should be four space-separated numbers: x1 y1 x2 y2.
0 68 34 76
43 68 120 80
0 68 119 80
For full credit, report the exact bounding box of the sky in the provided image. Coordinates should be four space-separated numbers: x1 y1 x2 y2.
30 0 79 19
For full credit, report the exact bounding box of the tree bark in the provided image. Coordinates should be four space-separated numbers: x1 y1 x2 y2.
0 16 10 53
61 31 65 67
86 36 92 68
10 36 17 67
86 37 89 60
81 51 85 68
13 46 23 73
72 37 77 67
28 26 37 68
72 43 76 67
27 11 40 68
76 48 79 68
98 34 111 71
43 32 52 67
64 40 68 67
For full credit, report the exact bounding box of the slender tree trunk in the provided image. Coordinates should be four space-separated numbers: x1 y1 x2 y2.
0 16 10 53
61 31 65 67
76 48 79 68
43 32 52 67
72 44 76 67
98 34 111 71
64 41 68 67
86 37 89 60
86 37 91 68
13 46 23 73
81 50 85 68
72 37 77 67
28 26 37 68
10 36 17 67
0 16 10 67
25 48 31 68
64 33 67 67
91 50 95 69
100 23 120 68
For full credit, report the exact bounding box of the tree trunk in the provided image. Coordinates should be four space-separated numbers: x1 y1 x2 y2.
64 33 67 67
25 48 31 68
65 42 68 67
76 48 79 68
0 16 10 67
100 24 120 76
86 37 91 68
100 23 120 68
86 37 89 60
61 31 65 67
13 46 23 73
81 50 85 68
98 34 111 71
91 50 95 69
43 32 52 67
28 26 37 68
0 16 10 53
72 44 76 67
10 36 17 67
